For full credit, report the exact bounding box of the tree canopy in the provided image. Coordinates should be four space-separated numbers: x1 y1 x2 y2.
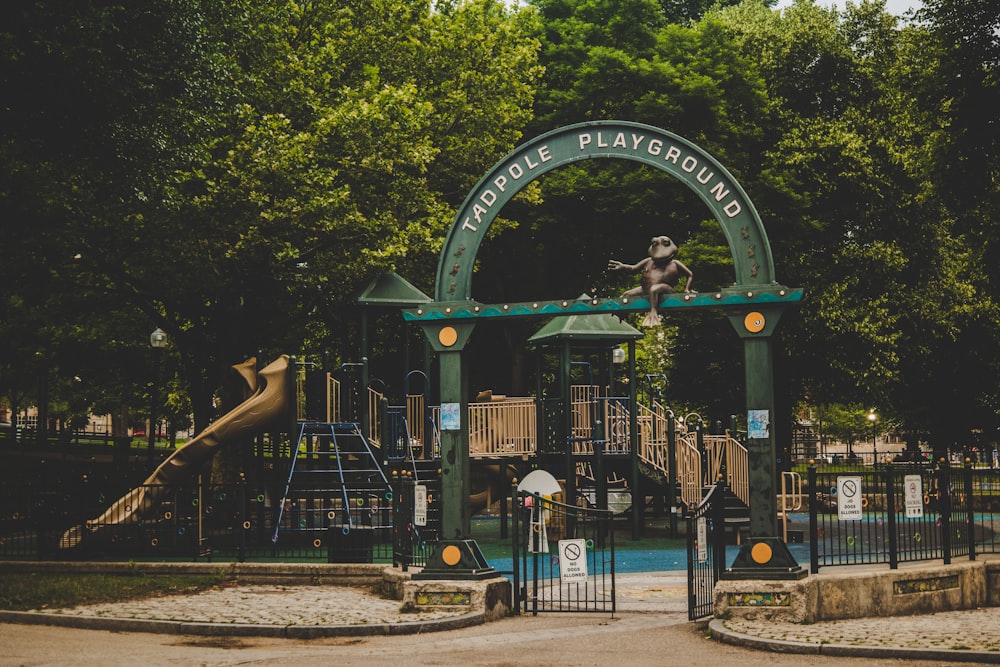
2 0 998 457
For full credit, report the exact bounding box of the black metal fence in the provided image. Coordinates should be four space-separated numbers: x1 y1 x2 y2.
686 482 728 620
808 462 1000 572
512 487 615 615
0 470 439 566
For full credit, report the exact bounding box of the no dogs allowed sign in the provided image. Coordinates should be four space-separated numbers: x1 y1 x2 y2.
837 476 863 520
558 539 588 583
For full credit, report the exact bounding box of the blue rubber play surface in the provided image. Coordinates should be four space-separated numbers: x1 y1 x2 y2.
486 542 812 575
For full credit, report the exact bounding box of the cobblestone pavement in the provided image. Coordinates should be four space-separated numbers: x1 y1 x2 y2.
5 571 1000 663
0 582 481 638
26 582 472 626
714 609 1000 662
720 610 1000 652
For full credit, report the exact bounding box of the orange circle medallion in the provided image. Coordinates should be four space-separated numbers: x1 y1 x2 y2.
438 326 458 347
442 544 462 566
751 541 773 564
744 311 766 333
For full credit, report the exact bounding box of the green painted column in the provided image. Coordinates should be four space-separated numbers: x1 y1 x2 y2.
726 305 787 539
723 305 807 579
742 335 778 537
628 339 641 539
561 343 575 507
419 323 476 540
438 349 470 539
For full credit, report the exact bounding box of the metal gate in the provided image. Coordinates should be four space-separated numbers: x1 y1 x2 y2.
512 489 616 615
687 481 728 620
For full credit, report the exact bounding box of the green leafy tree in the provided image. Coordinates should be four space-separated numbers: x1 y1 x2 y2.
883 0 1000 455
470 0 769 405
1 0 541 435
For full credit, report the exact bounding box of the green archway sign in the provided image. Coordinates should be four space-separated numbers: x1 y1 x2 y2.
412 121 805 581
436 120 774 301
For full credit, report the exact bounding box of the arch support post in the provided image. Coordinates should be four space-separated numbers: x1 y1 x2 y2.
413 322 496 580
438 347 471 540
723 305 806 580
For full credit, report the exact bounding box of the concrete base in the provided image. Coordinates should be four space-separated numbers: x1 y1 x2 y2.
716 559 992 624
411 539 497 580
721 537 808 581
402 576 512 622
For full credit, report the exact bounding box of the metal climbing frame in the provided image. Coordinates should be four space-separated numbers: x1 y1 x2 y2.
272 421 392 561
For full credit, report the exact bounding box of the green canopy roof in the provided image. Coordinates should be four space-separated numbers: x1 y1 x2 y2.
528 296 643 345
356 271 432 307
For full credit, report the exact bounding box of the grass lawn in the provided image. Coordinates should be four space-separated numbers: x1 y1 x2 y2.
0 571 229 611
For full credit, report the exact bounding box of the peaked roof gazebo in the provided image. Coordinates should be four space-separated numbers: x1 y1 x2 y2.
528 302 645 537
355 271 432 435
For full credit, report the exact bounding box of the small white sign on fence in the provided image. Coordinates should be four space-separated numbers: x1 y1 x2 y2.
904 474 924 518
837 476 863 520
413 484 427 526
697 516 708 563
558 539 588 583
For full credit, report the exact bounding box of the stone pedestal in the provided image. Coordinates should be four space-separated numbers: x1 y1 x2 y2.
402 576 512 621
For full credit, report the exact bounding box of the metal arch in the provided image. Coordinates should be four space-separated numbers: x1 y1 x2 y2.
434 120 776 303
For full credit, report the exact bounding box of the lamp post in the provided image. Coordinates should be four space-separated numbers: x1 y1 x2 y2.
149 328 167 454
867 409 877 466
612 346 625 397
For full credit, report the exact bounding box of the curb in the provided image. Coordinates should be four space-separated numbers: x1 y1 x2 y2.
0 609 487 638
707 619 999 664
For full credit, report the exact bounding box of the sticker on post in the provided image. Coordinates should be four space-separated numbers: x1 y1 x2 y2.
748 409 769 439
440 403 460 431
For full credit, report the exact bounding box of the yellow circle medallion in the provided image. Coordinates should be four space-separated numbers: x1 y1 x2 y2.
751 541 773 564
744 311 766 333
438 326 458 347
442 544 462 566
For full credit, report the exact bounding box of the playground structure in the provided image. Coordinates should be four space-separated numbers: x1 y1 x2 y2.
360 368 749 513
48 335 751 560
58 355 296 550
24 121 807 583
10 118 1000 627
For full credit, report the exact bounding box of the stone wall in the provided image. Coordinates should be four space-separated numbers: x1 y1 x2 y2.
715 559 1000 623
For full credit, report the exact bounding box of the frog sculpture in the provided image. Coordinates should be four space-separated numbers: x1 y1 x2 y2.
608 235 694 326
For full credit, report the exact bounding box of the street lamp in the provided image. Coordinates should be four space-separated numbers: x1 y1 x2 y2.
149 328 167 454
611 346 626 397
867 409 878 465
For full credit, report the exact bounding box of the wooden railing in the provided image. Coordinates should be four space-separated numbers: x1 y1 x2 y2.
367 387 384 448
406 393 425 456
674 432 750 507
361 386 749 509
296 371 340 423
636 401 704 508
676 437 704 508
328 375 340 423
468 397 536 457
570 384 599 453
704 434 749 506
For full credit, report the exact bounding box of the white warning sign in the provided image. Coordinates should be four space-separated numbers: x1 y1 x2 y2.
697 517 708 563
837 476 863 520
558 539 588 583
904 474 924 518
413 484 427 526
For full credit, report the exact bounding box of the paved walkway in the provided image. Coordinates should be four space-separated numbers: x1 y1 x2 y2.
4 571 1000 663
